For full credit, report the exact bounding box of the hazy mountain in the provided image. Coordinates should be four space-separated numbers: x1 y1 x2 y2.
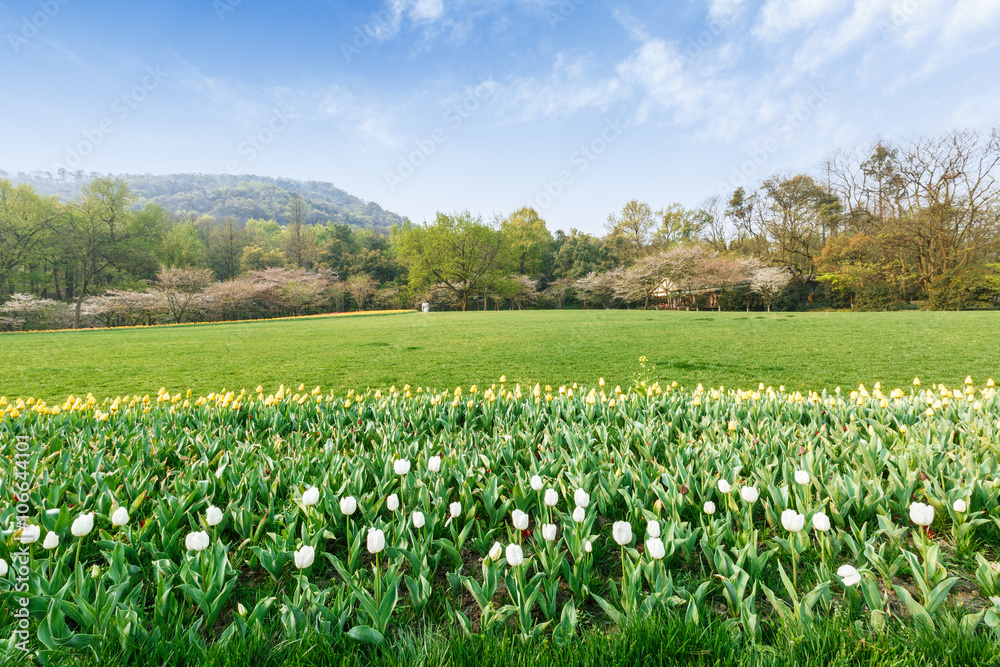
1 170 408 232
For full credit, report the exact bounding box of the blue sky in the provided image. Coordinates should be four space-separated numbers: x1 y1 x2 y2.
1 0 999 235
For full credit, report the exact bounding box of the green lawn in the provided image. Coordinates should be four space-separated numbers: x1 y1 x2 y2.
1 309 999 401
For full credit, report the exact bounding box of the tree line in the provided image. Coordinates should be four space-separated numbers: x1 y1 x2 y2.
1 127 998 330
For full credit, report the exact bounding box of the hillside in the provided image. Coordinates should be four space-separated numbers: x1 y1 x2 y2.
1 170 408 232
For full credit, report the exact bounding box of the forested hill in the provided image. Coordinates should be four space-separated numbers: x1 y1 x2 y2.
1 171 408 232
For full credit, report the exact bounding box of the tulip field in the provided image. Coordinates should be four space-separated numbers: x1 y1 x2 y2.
3 374 1000 666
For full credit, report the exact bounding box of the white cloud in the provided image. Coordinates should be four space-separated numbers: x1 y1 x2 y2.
411 0 445 22
753 0 844 41
708 0 746 23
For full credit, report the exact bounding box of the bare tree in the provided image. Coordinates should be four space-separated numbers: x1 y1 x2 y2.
751 266 792 312
155 267 214 323
543 278 575 309
345 272 377 310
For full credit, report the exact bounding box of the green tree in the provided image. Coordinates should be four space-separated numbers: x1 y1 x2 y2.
208 217 251 280
500 207 552 276
0 179 57 296
396 211 513 311
605 199 654 264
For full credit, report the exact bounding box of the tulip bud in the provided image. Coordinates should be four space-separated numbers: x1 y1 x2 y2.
812 512 831 532
111 507 130 527
19 525 40 544
185 530 210 552
488 542 503 560
837 564 861 586
544 489 558 507
294 545 315 569
450 502 462 518
301 486 320 506
781 509 804 532
412 511 425 529
367 528 386 554
428 456 441 473
572 506 586 523
340 496 358 516
530 475 543 491
511 509 529 531
612 521 632 546
794 470 809 485
740 486 759 503
953 499 967 513
71 512 95 537
645 537 665 560
91 564 101 578
703 501 716 515
237 602 248 617
386 494 399 511
584 540 592 553
0 559 8 577
43 532 60 549
394 459 411 475
646 519 660 538
574 488 590 508
206 505 224 526
505 543 524 567
541 523 557 541
718 479 731 494
909 502 934 527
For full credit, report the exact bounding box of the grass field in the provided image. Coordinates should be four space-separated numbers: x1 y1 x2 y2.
1 309 998 401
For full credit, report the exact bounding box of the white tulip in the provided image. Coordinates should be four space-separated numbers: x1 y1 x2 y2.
781 509 805 532
450 502 462 518
71 513 95 537
394 459 411 475
812 512 831 532
367 528 386 554
574 488 590 508
206 506 224 526
488 542 503 560
646 519 660 538
412 511 425 529
837 564 861 586
584 540 592 553
19 524 40 544
703 501 716 515
645 537 665 560
185 530 210 552
612 521 632 546
512 509 529 531
302 486 320 506
428 456 441 473
794 470 810 485
43 532 60 550
386 494 399 511
111 507 130 527
541 523 557 541
572 506 586 523
505 543 524 567
718 479 732 494
0 559 7 577
953 499 967 513
544 489 558 507
530 475 543 491
294 545 315 569
909 502 934 527
340 496 358 516
740 486 759 503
